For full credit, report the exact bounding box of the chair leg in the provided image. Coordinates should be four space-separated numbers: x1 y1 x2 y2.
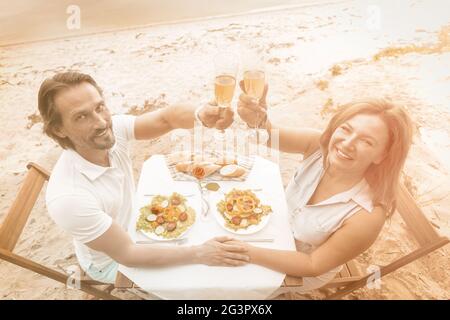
112 287 161 300
104 284 115 294
325 280 367 300
285 292 297 300
0 248 120 300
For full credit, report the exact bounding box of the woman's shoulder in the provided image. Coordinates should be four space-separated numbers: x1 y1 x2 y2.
344 205 386 234
291 147 323 178
303 146 322 161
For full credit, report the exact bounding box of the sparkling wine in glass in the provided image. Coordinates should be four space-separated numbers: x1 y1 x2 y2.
215 74 236 109
243 69 265 101
213 52 238 141
241 51 267 144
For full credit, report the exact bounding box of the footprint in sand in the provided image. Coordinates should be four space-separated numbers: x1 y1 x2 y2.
285 56 296 63
0 80 13 86
30 244 41 251
387 278 418 299
268 57 281 65
26 113 42 129
71 62 85 68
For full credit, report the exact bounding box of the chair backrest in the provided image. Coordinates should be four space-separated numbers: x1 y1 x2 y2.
396 183 442 247
0 163 50 252
325 183 449 300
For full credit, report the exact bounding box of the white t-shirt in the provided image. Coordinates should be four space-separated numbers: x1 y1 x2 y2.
46 115 136 271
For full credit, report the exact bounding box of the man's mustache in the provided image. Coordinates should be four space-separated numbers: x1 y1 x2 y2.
93 122 113 137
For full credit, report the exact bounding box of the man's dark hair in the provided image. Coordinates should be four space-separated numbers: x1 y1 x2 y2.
37 71 103 149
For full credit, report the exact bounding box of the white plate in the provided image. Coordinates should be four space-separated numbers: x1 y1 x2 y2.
139 228 192 241
137 196 196 241
212 190 272 235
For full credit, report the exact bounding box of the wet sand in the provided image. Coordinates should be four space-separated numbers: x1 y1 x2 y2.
0 0 333 46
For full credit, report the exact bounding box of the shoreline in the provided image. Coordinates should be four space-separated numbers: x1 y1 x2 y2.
0 0 348 48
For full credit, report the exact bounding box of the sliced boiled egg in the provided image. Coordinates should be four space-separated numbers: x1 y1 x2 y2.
155 225 165 235
160 200 169 208
253 207 263 214
240 218 249 227
220 164 238 176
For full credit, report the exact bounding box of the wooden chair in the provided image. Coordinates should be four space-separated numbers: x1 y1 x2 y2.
277 183 449 299
114 272 161 300
0 162 120 300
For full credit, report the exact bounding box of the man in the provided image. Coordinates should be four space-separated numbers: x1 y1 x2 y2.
37 72 248 284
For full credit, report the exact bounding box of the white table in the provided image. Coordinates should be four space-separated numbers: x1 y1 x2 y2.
118 155 296 299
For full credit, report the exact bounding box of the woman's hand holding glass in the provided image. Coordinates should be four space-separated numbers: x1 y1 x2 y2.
237 81 269 130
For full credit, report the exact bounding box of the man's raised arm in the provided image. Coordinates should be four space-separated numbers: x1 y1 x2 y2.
134 103 234 140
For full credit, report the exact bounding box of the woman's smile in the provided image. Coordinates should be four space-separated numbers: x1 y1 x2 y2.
335 146 354 161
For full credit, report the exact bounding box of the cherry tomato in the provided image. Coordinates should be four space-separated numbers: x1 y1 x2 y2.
151 206 161 214
179 212 188 222
192 167 205 179
156 215 165 224
231 216 241 225
249 216 258 225
166 222 176 231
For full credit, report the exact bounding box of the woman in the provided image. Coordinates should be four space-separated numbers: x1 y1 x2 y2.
234 83 413 292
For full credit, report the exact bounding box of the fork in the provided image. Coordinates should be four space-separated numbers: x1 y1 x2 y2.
217 188 263 195
240 238 274 243
136 238 188 245
143 193 196 197
200 191 211 219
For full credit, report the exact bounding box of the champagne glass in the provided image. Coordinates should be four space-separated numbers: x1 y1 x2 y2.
213 51 238 142
241 50 268 144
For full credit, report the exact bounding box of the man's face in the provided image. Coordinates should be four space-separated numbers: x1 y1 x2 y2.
53 82 115 152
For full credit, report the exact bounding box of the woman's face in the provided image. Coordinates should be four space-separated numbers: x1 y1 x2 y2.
327 113 390 175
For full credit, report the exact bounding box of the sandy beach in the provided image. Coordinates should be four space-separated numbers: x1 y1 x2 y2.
0 0 449 299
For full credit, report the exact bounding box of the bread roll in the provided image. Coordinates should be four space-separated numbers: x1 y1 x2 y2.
175 161 192 173
219 164 246 178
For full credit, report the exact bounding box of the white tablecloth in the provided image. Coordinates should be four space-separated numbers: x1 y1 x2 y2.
118 155 296 299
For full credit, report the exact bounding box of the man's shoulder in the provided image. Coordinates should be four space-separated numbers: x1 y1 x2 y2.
46 151 86 201
112 114 136 142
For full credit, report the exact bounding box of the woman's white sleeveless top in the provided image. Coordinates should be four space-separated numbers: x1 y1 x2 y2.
285 149 373 292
